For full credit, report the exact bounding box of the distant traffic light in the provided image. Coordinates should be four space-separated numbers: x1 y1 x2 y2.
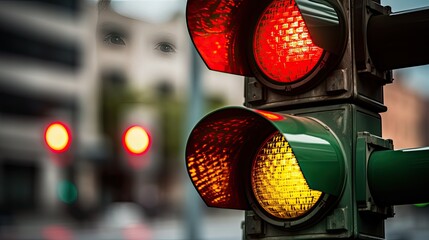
44 122 72 153
120 111 157 170
185 0 429 239
122 125 151 155
44 121 73 167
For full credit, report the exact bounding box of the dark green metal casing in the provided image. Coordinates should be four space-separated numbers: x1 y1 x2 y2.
186 104 387 239
185 105 347 230
368 147 429 206
185 106 346 210
243 104 386 239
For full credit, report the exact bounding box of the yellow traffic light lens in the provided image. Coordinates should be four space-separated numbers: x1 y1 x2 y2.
45 122 71 153
251 132 322 219
123 126 151 155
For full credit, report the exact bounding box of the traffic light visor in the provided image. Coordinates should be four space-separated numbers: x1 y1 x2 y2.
186 0 251 76
186 107 345 212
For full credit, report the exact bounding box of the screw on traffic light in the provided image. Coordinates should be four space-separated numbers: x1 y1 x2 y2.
185 0 429 239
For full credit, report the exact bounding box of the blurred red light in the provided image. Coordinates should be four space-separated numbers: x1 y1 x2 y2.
44 122 71 153
253 0 324 83
42 225 73 240
123 224 152 240
122 125 151 155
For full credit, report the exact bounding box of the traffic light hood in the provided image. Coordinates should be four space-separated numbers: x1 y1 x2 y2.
185 107 346 210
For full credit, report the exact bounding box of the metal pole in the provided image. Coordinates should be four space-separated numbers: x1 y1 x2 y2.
368 147 429 205
367 7 429 70
184 43 204 240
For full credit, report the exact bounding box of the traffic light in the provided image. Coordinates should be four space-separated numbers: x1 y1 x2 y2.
121 123 153 170
44 122 72 153
185 0 429 239
44 121 73 167
99 71 157 170
122 125 151 156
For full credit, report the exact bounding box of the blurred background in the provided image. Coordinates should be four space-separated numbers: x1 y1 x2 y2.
0 0 427 239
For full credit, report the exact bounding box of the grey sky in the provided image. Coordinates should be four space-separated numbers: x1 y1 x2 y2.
109 0 186 23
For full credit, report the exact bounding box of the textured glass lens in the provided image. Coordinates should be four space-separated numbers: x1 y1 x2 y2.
251 132 322 219
187 116 255 208
253 0 324 83
187 0 248 75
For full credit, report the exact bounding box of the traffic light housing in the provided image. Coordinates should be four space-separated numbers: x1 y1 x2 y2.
185 0 429 239
186 104 390 238
187 0 392 112
44 121 74 167
186 106 346 230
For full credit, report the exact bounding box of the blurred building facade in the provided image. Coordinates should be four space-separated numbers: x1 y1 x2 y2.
0 1 245 239
382 76 429 149
0 0 83 213
0 0 85 239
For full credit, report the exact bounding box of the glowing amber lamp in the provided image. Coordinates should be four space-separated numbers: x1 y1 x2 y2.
123 126 151 155
252 132 322 219
45 122 71 153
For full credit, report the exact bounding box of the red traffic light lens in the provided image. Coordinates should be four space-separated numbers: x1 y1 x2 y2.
253 0 324 83
44 122 71 153
122 125 151 155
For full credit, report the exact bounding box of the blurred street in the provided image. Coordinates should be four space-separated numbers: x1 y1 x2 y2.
1 209 243 240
